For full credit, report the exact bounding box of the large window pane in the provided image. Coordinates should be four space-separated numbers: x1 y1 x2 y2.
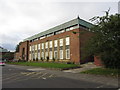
49 51 52 59
60 50 63 59
59 39 63 46
66 49 70 59
66 37 70 45
54 40 57 47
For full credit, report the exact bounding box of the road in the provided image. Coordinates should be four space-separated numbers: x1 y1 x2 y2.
2 64 118 88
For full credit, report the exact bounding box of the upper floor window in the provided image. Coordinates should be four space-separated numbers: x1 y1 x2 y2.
42 43 44 49
40 36 46 39
32 45 34 51
66 28 70 31
38 44 40 50
54 40 58 47
35 44 37 50
65 37 70 45
59 39 63 46
70 27 74 30
49 41 52 48
29 46 31 51
45 42 48 48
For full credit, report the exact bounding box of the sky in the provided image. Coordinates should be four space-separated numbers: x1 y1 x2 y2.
0 0 119 51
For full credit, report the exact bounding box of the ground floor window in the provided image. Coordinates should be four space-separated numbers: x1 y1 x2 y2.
38 52 40 60
60 50 63 59
41 52 44 59
29 54 31 60
54 51 57 59
35 52 37 60
45 52 48 60
49 51 52 59
66 49 70 59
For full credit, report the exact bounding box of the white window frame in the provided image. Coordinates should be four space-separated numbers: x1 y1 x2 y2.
60 50 63 59
42 43 44 49
66 28 70 31
59 39 63 46
54 51 57 59
54 40 57 47
45 42 48 48
38 52 40 60
49 41 52 48
49 51 52 59
35 52 37 60
66 49 70 59
35 44 37 50
66 37 70 45
41 52 44 59
70 27 74 30
29 54 31 60
38 44 40 50
32 45 34 51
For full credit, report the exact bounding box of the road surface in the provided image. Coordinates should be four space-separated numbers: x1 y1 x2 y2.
2 64 118 88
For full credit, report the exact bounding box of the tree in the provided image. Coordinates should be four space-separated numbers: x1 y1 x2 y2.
2 52 14 61
15 44 19 52
84 10 120 69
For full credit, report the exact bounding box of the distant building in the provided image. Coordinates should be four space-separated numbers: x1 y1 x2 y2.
15 17 101 65
0 46 9 59
0 46 14 60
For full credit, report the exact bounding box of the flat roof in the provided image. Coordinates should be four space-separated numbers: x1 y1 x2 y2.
23 17 93 41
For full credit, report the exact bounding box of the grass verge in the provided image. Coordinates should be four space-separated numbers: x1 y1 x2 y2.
80 68 119 77
7 62 80 70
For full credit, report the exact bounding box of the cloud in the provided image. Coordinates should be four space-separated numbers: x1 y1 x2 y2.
0 0 118 51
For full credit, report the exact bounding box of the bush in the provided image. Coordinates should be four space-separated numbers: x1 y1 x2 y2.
46 56 49 62
41 57 43 61
52 58 55 62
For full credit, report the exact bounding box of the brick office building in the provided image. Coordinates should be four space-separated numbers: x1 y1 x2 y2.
15 17 96 64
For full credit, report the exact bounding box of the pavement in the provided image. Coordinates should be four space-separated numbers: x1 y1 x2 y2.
3 63 119 88
63 62 101 73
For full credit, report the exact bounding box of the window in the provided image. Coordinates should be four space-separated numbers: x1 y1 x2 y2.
29 46 31 51
54 40 57 47
49 51 52 59
60 50 63 59
66 49 70 59
38 44 40 50
73 25 79 29
40 36 46 39
66 28 70 31
41 52 44 59
35 44 37 50
32 45 34 51
54 51 57 59
35 52 37 60
70 27 74 30
45 42 48 48
49 41 52 48
59 39 63 46
29 54 31 60
45 52 48 59
38 52 40 60
66 37 70 45
42 43 44 49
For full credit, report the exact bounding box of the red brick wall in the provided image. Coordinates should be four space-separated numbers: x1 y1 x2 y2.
16 27 93 64
19 41 29 61
29 28 80 63
94 56 103 66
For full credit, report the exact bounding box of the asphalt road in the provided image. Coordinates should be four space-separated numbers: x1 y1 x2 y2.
2 64 117 88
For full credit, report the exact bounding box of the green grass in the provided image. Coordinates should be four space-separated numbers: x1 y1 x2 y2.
80 68 119 77
7 62 80 69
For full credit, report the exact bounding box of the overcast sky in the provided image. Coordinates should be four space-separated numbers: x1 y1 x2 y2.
0 0 119 51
